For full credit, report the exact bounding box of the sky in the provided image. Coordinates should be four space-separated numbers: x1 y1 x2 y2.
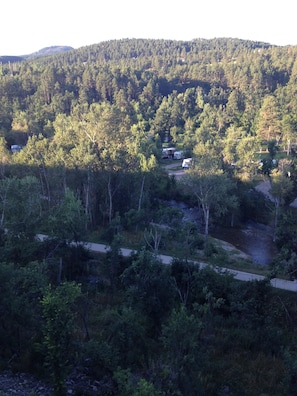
1 0 297 56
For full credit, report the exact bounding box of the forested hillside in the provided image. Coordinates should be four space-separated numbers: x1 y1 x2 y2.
2 38 297 395
2 38 297 228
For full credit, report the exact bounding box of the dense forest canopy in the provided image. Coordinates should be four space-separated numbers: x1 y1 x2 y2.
1 38 297 230
1 37 297 147
2 38 297 395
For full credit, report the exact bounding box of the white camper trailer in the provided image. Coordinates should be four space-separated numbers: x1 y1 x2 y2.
182 158 192 169
173 151 183 160
162 147 176 159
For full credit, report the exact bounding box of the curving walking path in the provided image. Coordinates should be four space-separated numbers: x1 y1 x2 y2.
36 235 297 292
83 240 297 293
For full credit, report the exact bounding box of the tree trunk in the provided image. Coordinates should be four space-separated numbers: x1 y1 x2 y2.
287 139 291 156
57 257 63 285
205 207 210 241
138 175 145 211
273 198 280 242
201 203 210 244
230 211 235 227
107 175 113 224
84 168 91 231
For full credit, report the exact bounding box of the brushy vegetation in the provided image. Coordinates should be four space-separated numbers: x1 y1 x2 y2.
2 37 297 394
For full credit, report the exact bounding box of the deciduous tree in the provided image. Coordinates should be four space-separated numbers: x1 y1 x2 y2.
182 144 237 241
269 160 294 241
41 282 81 395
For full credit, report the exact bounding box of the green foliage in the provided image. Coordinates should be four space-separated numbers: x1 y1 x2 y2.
283 344 297 395
203 241 219 257
271 209 297 279
123 208 145 231
46 188 86 242
114 369 162 396
238 184 270 223
79 339 118 379
41 282 81 395
2 37 297 237
0 137 10 178
159 306 205 395
0 261 48 370
121 249 175 334
103 233 126 293
0 176 41 237
2 37 297 395
170 259 199 305
268 139 279 159
98 306 148 369
170 221 204 259
182 149 237 239
0 250 294 395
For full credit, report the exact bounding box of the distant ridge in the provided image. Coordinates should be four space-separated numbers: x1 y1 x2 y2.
0 55 23 64
25 45 74 59
0 45 74 63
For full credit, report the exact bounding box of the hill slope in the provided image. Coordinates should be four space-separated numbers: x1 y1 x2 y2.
0 45 74 62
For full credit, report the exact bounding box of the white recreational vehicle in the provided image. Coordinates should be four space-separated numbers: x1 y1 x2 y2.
173 151 184 160
162 147 176 159
182 158 192 169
